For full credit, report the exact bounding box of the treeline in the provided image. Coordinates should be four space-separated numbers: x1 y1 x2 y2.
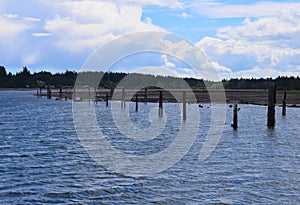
0 66 300 90
222 77 300 90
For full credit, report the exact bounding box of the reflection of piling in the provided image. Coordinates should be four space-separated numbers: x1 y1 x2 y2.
267 83 276 127
282 91 287 116
136 94 138 112
232 102 238 130
47 86 51 99
144 88 148 104
106 93 109 107
121 88 126 109
183 91 186 121
158 91 163 117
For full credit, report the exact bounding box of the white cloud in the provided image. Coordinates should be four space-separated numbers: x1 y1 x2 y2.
161 54 176 68
4 13 18 19
0 15 30 43
23 17 41 22
190 1 300 18
221 67 300 79
196 11 300 78
44 1 163 52
125 0 184 9
32 32 52 37
181 12 192 19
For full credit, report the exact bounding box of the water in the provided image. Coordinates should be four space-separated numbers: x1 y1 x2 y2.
0 91 299 204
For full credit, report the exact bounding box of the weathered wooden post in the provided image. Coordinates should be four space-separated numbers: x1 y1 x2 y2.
36 90 39 98
106 93 109 107
158 91 163 117
121 88 126 109
39 87 42 96
232 101 238 130
59 86 63 99
144 88 148 104
135 94 139 112
73 87 76 101
94 87 97 102
267 83 276 127
65 96 67 101
183 91 187 121
88 86 91 103
47 86 51 99
282 91 287 116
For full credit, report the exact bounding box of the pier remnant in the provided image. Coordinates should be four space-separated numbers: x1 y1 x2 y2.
47 86 51 99
183 91 186 121
59 86 63 99
158 91 163 117
106 93 109 107
267 83 276 127
135 94 138 112
144 88 148 104
232 101 238 130
121 88 126 109
282 91 287 116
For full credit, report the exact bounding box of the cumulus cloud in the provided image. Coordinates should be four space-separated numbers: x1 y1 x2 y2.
161 54 176 68
190 1 300 18
44 0 164 52
196 10 300 78
221 67 300 79
125 0 184 9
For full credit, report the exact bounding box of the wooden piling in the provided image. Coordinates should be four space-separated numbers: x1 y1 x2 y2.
39 87 42 96
267 83 276 127
88 87 91 103
144 88 148 104
232 102 238 130
59 86 63 99
158 91 163 117
47 86 51 99
183 91 186 121
106 93 109 107
121 88 126 109
36 90 39 98
282 91 286 116
73 88 76 101
135 94 138 112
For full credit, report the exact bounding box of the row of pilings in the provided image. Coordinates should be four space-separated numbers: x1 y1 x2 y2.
38 84 289 129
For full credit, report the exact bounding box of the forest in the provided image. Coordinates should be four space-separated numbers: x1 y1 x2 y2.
0 66 300 90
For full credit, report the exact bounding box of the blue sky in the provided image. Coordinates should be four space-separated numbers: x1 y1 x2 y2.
1 0 300 79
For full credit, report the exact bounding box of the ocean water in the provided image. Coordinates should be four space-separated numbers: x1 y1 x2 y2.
0 90 299 204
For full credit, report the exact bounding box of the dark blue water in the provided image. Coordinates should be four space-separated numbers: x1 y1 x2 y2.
0 91 299 204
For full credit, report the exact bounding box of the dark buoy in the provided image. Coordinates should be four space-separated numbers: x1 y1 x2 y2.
198 104 203 108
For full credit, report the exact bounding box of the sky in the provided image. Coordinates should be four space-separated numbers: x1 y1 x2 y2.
1 0 300 79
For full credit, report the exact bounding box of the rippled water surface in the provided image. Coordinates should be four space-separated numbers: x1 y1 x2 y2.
0 91 299 204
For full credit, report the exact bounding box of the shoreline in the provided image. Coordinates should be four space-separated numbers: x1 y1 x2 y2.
2 88 300 107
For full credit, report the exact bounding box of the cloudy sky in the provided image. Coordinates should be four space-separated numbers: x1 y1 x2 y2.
1 0 300 79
